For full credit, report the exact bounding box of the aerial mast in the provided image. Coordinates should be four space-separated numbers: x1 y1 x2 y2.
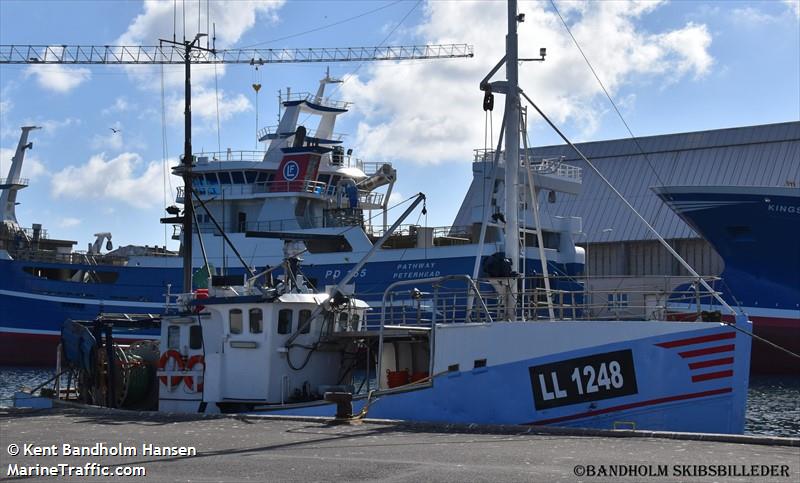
504 0 521 274
161 34 211 293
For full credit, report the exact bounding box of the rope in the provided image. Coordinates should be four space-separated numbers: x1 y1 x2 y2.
520 90 800 362
160 62 170 250
234 1 405 50
548 0 672 221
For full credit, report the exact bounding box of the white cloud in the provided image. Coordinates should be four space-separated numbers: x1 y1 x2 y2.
102 97 131 115
784 0 800 18
387 191 405 207
167 87 251 124
58 217 81 228
90 122 125 151
51 152 174 209
0 99 11 118
23 158 48 179
341 0 715 165
24 64 92 93
0 148 47 180
38 117 82 132
116 0 285 89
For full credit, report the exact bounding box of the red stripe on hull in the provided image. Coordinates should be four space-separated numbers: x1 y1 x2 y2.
532 388 733 425
688 357 734 370
0 331 154 366
691 370 733 382
0 332 60 366
656 332 735 348
678 344 735 358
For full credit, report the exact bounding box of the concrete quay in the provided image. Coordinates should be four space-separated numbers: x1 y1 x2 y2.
1 407 798 482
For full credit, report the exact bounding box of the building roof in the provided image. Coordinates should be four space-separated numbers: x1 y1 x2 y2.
531 121 800 243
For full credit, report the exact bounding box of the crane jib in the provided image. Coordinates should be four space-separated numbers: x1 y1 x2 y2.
0 44 474 64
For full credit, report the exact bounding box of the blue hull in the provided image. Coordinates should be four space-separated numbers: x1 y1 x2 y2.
245 323 751 434
654 186 800 374
0 255 581 365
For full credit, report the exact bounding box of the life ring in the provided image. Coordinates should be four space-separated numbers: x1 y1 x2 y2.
183 355 205 392
157 350 185 388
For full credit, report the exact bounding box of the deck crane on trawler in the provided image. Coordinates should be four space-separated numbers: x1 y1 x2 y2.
0 41 474 293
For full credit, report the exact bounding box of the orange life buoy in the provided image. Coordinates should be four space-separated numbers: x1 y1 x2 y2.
157 349 185 388
183 355 205 392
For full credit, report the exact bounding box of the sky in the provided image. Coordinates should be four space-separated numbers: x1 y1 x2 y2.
1 0 798 251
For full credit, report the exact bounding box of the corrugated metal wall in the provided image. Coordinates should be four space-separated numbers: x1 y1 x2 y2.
581 239 724 277
533 121 800 244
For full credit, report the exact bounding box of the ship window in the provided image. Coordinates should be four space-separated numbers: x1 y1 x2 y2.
351 313 360 329
231 171 245 184
245 171 257 183
204 173 219 184
167 325 181 349
249 308 263 334
229 309 243 334
317 174 331 184
219 172 232 184
22 266 120 284
189 325 203 349
298 309 312 334
256 172 268 183
278 309 292 334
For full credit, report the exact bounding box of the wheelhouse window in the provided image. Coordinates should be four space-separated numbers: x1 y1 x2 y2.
231 171 245 184
245 171 257 183
167 325 180 349
219 172 232 184
189 325 203 349
278 309 292 334
249 308 263 334
229 309 243 334
204 173 219 185
299 309 312 334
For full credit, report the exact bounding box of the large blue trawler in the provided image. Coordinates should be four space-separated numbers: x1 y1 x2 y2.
654 185 800 374
0 77 584 365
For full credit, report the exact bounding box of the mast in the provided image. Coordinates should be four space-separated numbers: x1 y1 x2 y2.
504 0 520 273
162 34 210 293
1 126 39 224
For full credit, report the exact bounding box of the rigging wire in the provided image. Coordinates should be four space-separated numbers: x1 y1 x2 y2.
160 63 171 250
520 89 800 362
254 0 424 167
234 0 405 49
547 0 673 228
213 61 221 152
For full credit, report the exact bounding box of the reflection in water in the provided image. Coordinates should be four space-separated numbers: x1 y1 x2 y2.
2 367 798 437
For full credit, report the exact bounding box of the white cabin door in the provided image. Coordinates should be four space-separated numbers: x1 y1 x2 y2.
221 307 270 400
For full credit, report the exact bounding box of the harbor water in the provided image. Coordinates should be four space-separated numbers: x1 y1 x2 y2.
1 366 796 437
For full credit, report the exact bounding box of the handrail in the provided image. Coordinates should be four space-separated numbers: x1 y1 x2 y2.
0 177 29 186
377 275 493 388
472 150 582 182
195 150 265 162
364 274 725 329
257 124 347 141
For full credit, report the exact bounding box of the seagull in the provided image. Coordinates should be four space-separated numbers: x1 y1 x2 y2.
109 127 120 134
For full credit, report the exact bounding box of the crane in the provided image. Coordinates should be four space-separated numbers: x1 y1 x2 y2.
0 38 474 291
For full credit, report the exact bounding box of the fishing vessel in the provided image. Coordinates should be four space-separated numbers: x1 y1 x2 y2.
653 185 799 374
0 75 583 366
46 0 753 434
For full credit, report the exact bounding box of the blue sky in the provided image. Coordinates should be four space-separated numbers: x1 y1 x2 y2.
1 0 798 251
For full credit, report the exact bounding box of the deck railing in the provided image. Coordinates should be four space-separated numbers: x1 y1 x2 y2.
472 150 583 182
364 274 725 328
